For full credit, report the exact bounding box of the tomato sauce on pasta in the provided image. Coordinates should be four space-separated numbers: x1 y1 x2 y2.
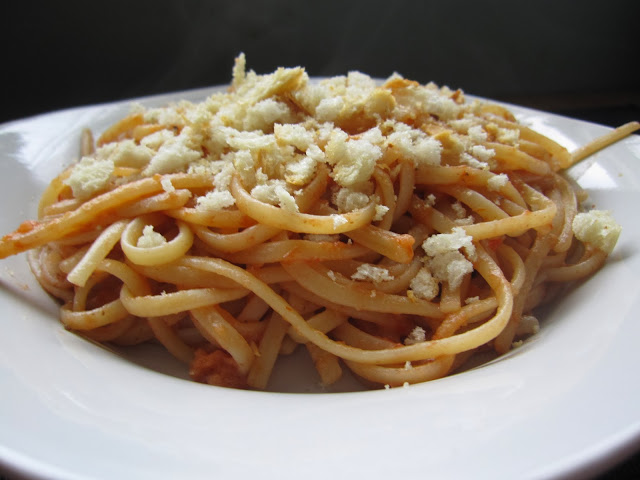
0 55 636 390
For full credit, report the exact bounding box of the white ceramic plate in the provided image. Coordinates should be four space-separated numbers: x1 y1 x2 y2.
1 88 639 480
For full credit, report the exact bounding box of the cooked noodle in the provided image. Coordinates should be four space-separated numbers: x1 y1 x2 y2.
0 54 636 390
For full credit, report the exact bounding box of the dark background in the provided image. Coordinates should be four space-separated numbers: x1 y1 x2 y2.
1 0 639 478
1 0 638 127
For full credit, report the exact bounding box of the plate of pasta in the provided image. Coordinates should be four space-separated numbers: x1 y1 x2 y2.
1 56 639 479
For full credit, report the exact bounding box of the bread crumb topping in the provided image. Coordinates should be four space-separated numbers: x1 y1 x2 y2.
422 227 476 288
572 210 622 255
65 54 621 278
69 53 526 221
351 263 394 283
137 225 167 248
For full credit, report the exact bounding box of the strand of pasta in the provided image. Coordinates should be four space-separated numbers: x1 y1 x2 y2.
192 223 282 253
230 175 376 234
482 116 571 170
414 165 527 208
83 316 136 343
42 198 83 218
345 225 415 263
117 189 192 219
282 261 443 318
343 356 455 387
67 219 129 287
569 121 640 166
280 281 416 328
222 238 371 264
121 216 194 266
190 306 255 374
551 174 578 253
540 248 607 283
461 184 557 240
37 168 73 218
120 285 249 317
494 232 554 353
488 142 552 176
371 167 397 229
246 311 290 389
171 250 513 365
26 247 74 302
61 299 129 331
130 263 240 289
331 322 400 350
287 309 349 344
393 160 416 222
435 185 509 221
306 342 343 386
165 207 255 229
0 173 212 258
61 258 150 330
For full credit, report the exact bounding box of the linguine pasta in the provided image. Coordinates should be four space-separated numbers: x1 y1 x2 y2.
0 55 636 390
